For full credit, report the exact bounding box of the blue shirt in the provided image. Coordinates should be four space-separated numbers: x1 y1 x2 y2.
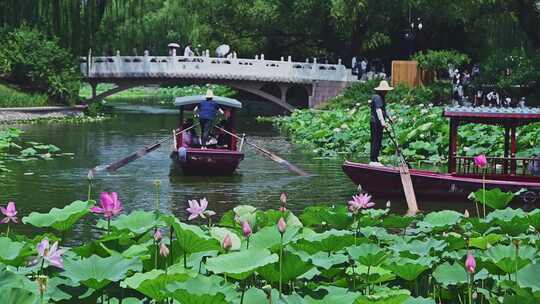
198 100 218 120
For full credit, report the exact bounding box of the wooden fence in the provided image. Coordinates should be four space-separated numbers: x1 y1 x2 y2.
391 61 434 87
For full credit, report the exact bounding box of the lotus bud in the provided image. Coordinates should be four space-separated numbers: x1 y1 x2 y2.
87 170 94 181
154 229 162 241
159 242 170 257
280 192 287 205
357 184 363 193
277 217 287 234
222 234 233 251
513 239 521 250
154 180 161 187
465 251 476 273
242 221 252 237
464 209 470 218
386 201 391 208
474 154 488 168
279 206 287 212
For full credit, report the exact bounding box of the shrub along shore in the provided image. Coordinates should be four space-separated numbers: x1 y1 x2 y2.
274 81 540 166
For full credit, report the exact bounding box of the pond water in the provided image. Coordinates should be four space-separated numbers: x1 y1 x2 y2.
2 103 470 240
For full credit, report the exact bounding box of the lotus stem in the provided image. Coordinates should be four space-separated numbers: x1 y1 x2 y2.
154 229 158 270
468 274 473 304
5 224 9 238
246 236 250 250
87 180 92 201
107 218 111 235
366 265 371 295
154 180 161 216
482 172 486 219
169 225 174 267
279 233 283 297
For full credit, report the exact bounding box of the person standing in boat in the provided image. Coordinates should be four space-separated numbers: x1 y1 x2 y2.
195 89 224 149
370 80 394 166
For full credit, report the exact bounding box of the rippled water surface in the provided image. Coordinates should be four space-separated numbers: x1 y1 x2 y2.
2 103 470 239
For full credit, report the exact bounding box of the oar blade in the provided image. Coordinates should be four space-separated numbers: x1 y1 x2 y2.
105 143 162 172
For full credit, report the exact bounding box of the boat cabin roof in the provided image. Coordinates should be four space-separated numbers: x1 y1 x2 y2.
174 96 242 110
443 106 540 126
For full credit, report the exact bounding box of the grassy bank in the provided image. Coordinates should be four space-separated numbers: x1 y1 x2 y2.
274 82 540 165
79 84 237 104
0 83 49 108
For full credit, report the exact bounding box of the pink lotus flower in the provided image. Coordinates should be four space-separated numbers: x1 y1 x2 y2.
348 193 375 214
186 198 216 220
91 192 123 218
222 234 233 251
154 229 162 241
474 154 488 169
277 217 287 234
0 202 18 224
242 221 252 237
465 251 476 273
36 238 65 269
159 242 169 257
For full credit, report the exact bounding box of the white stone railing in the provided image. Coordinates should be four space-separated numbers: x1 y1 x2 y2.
80 55 357 84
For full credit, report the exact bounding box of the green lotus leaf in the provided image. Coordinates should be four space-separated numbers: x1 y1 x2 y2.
527 209 540 231
166 275 238 304
300 205 352 229
0 237 24 262
98 210 161 234
120 264 196 300
0 287 37 304
354 287 410 304
444 232 468 250
106 298 144 304
258 251 313 282
247 225 300 251
22 200 93 231
432 262 468 286
210 227 241 251
403 297 437 304
256 209 303 230
0 269 36 293
347 244 389 267
303 286 360 304
383 257 431 281
63 254 143 289
309 252 348 270
295 229 354 254
516 263 540 292
486 208 527 222
469 234 503 250
390 238 447 258
469 188 515 210
205 248 278 280
381 214 415 229
417 210 462 230
486 244 537 274
233 205 257 227
242 287 267 303
361 226 396 242
347 264 396 284
173 222 220 254
466 218 492 234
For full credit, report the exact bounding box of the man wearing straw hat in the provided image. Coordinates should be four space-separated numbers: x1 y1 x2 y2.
195 89 223 148
370 80 394 166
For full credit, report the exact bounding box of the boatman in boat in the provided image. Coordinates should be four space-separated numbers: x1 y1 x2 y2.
370 80 394 166
195 89 224 148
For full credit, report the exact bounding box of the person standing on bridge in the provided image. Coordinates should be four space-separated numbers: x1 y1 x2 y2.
370 80 394 166
184 43 194 57
195 89 224 148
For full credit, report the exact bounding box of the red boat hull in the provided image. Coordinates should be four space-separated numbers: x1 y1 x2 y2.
342 161 540 201
171 148 244 176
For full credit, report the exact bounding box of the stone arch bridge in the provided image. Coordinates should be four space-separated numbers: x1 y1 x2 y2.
80 55 357 111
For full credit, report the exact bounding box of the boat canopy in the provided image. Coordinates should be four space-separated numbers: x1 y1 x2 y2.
174 96 242 109
443 106 540 127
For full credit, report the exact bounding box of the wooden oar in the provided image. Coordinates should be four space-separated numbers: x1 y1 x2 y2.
215 126 309 176
385 126 419 216
96 125 198 173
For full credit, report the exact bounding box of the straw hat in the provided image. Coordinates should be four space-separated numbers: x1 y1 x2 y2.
205 89 214 99
374 80 394 91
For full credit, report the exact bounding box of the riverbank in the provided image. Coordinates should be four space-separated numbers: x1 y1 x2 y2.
273 82 540 166
0 105 87 123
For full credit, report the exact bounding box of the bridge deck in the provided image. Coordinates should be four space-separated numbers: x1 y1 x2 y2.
80 56 356 84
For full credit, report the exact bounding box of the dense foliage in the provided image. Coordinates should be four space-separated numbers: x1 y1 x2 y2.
1 0 539 62
412 50 471 79
275 82 540 164
0 27 80 104
0 186 539 303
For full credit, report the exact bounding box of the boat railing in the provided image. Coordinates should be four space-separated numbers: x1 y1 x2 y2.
455 156 538 176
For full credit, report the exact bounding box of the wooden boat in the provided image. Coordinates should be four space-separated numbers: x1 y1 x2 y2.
343 106 540 204
170 95 244 176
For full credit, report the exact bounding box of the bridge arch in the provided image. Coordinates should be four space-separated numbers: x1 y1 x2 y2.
85 80 299 112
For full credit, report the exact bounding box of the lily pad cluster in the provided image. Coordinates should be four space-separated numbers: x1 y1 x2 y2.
1 191 540 303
